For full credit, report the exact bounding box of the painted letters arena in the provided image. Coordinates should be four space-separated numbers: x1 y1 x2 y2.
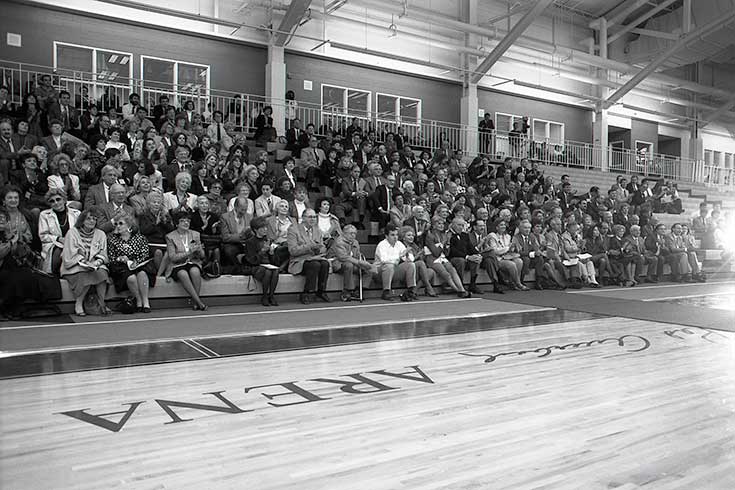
1 0 735 488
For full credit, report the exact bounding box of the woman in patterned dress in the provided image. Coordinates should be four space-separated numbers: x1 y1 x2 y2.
107 210 155 313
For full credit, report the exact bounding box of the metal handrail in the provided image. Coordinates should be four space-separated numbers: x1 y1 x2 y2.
1 58 715 185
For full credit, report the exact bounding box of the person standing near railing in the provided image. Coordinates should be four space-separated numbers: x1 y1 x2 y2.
479 112 494 156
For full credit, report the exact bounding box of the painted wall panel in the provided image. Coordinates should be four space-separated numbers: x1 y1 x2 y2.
631 118 659 154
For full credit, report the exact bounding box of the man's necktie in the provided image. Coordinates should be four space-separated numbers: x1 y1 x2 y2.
386 189 391 211
267 198 272 211
217 124 221 141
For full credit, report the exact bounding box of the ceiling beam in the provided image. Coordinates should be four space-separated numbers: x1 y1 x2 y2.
272 0 312 46
607 0 679 44
700 96 735 129
590 0 649 29
469 0 555 84
630 28 680 40
603 10 735 109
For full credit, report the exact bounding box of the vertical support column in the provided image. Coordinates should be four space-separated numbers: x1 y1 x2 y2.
266 44 287 137
460 0 479 157
593 17 609 171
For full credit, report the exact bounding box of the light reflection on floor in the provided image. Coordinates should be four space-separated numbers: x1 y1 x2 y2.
661 292 735 311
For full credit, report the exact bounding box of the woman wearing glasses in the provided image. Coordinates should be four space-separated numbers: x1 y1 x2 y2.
38 188 81 274
108 211 155 313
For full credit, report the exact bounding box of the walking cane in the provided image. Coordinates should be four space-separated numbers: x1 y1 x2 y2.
358 252 366 303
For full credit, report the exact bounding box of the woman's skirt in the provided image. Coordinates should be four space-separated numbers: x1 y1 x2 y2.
64 269 110 296
170 263 202 281
109 262 157 293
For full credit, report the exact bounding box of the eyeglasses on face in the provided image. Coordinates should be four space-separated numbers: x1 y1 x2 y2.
48 197 64 203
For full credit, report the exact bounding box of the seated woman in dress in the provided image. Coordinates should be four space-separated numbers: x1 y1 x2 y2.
243 216 280 307
190 195 221 274
107 210 155 313
47 153 81 206
487 220 529 291
128 174 154 216
423 216 468 297
60 209 111 316
0 208 62 319
1 185 33 245
38 188 81 274
399 226 437 297
137 190 175 271
314 197 341 247
163 172 198 214
164 210 208 311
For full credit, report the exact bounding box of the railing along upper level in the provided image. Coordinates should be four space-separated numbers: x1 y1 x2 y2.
1 59 728 190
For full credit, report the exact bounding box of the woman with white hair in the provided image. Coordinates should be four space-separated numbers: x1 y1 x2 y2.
108 210 155 313
163 171 198 212
38 188 80 274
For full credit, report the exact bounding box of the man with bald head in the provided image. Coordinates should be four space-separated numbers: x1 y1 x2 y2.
98 183 135 232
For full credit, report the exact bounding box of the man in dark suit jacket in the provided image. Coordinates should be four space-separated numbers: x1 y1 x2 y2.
84 164 122 210
162 146 193 192
447 217 483 294
336 165 367 226
510 220 544 289
285 119 304 157
0 120 23 186
371 174 401 227
47 90 80 134
152 96 176 128
41 120 65 158
556 182 575 213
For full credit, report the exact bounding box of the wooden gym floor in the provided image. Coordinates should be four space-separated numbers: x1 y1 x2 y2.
1 281 734 489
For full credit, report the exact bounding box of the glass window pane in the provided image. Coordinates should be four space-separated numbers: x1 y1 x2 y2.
377 94 397 120
347 90 368 116
549 123 563 143
399 98 419 123
496 114 513 133
532 120 547 140
143 58 174 88
322 86 346 112
96 50 131 84
56 44 93 75
178 63 208 95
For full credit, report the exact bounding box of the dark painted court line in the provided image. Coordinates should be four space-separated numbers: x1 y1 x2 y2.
490 290 735 332
0 309 599 380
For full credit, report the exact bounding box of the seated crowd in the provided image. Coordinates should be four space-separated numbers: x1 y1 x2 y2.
0 86 723 319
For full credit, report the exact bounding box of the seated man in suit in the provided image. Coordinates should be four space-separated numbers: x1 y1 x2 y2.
97 183 135 233
328 224 372 302
41 119 65 159
470 218 504 294
0 119 22 187
299 135 325 191
285 118 304 157
84 164 122 210
447 217 484 295
371 174 401 228
47 90 80 136
287 208 331 304
335 165 368 228
254 180 284 218
510 219 544 290
373 223 417 301
220 197 252 268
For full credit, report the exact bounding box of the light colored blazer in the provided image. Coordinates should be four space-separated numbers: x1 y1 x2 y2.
220 211 252 243
164 229 204 278
287 222 327 275
300 146 325 168
38 207 81 272
47 174 81 202
60 227 108 277
205 122 233 150
254 194 285 217
163 191 198 212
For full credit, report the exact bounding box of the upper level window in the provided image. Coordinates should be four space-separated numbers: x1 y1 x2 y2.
495 112 525 134
141 56 210 112
321 84 371 131
376 93 421 126
53 41 133 107
532 118 565 144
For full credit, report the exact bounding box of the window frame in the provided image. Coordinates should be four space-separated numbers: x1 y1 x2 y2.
531 117 565 145
52 41 134 99
375 92 422 127
140 54 211 109
320 83 371 126
494 112 524 134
